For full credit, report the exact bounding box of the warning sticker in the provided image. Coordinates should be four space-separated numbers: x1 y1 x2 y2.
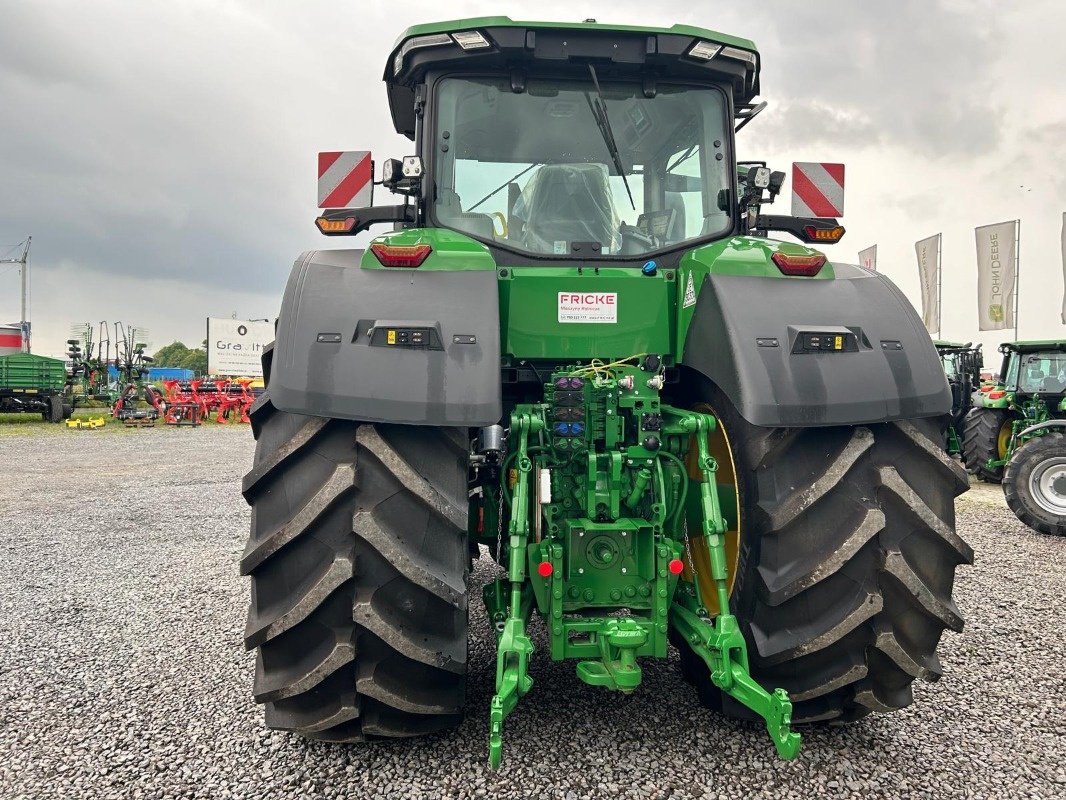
683 272 697 308
558 292 618 324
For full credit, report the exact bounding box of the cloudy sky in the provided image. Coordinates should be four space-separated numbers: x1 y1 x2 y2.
2 0 1064 366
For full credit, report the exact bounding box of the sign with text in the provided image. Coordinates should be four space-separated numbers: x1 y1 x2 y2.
915 234 941 334
207 318 273 376
558 292 617 323
858 244 877 271
975 221 1017 331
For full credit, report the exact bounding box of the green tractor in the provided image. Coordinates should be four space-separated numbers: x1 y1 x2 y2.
962 341 1066 533
933 340 983 455
963 341 1066 483
241 18 971 766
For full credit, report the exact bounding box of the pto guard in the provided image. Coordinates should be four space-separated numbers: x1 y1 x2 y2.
683 263 951 427
269 249 502 425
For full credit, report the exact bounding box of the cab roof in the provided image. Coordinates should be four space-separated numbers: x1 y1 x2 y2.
393 17 758 52
384 17 761 138
1000 340 1066 354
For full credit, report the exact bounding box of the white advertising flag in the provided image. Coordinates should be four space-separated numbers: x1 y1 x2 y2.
207 318 273 376
1061 212 1066 324
914 234 940 334
975 221 1017 331
858 245 877 271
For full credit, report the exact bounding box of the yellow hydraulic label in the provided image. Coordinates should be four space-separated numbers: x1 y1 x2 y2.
834 335 843 350
387 329 396 345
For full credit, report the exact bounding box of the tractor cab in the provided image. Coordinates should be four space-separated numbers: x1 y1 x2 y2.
984 341 1066 403
318 18 842 257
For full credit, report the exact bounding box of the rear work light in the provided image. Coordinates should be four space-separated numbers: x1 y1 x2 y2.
452 30 491 50
370 243 432 268
688 40 722 60
772 251 827 277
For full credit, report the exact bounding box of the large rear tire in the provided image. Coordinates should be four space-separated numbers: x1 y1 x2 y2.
676 387 972 723
962 407 1011 483
1003 433 1066 535
241 345 470 741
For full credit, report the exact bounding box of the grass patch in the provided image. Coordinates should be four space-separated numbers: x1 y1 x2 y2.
0 409 252 436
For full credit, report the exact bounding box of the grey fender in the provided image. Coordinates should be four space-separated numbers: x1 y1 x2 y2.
681 264 950 427
269 249 502 425
1019 420 1066 438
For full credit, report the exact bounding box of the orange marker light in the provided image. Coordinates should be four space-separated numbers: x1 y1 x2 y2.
803 224 845 242
315 216 356 233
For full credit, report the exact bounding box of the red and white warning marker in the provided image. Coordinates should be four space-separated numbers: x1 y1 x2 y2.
318 151 373 209
791 162 845 218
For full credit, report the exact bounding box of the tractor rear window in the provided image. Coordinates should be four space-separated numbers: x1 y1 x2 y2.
432 75 732 259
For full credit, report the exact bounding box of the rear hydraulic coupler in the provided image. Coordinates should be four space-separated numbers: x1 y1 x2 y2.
483 358 800 766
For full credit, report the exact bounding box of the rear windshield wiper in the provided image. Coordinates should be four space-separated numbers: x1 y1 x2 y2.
585 64 636 210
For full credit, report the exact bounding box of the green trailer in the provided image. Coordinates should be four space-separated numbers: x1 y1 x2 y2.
0 352 72 422
240 17 971 767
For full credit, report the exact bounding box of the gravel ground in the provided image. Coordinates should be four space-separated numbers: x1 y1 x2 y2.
1 424 1065 799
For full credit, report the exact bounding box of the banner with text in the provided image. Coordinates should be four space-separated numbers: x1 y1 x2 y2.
1061 212 1066 325
207 318 273 376
975 221 1017 331
858 245 877 271
915 234 940 334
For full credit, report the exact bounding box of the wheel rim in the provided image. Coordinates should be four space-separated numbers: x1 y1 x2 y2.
997 420 1013 459
685 403 741 616
1027 456 1066 516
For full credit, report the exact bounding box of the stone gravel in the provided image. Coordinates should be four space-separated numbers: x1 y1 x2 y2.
1 425 1064 799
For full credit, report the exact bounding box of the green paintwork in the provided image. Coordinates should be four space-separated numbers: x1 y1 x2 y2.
362 228 497 271
367 230 829 363
482 362 798 767
393 17 758 55
499 267 675 360
0 353 67 392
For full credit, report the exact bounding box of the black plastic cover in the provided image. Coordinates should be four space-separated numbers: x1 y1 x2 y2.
683 264 950 427
270 249 502 425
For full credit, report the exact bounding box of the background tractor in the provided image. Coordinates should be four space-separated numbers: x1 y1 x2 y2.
963 341 1066 482
241 18 970 766
933 340 983 455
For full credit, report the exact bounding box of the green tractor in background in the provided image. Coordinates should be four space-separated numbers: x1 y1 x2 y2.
963 341 1066 482
963 341 1066 534
241 18 971 767
933 340 983 455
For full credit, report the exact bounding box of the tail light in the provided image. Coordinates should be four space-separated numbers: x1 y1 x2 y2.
980 384 994 393
370 243 432 268
771 251 827 277
988 390 1006 400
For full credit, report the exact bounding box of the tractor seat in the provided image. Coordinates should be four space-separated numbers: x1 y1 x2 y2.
1041 376 1066 394
520 164 620 254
